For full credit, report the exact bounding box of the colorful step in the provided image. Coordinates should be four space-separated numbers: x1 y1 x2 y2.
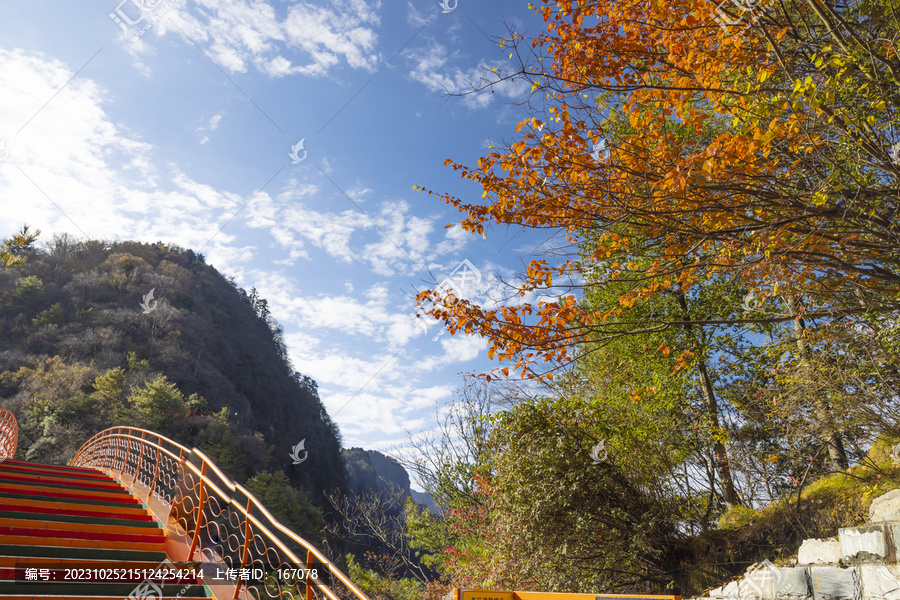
0 460 212 599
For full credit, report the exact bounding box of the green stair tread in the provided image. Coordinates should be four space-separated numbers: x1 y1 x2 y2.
0 544 166 562
0 581 209 597
0 491 141 509
0 509 161 529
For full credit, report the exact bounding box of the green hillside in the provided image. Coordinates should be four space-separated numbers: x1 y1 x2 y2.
0 233 345 519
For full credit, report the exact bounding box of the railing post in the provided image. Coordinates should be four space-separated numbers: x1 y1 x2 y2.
233 498 254 599
134 432 146 485
306 549 314 600
149 447 162 500
187 461 207 560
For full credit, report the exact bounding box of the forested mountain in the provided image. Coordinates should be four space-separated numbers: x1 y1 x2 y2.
0 234 345 506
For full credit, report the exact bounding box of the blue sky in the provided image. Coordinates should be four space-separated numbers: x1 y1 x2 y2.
0 0 556 467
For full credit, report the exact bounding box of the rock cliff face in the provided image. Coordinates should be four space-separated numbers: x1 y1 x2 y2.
367 449 411 494
705 490 900 600
342 447 437 512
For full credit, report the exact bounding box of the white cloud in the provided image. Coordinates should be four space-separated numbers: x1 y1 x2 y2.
0 48 273 270
407 41 529 109
439 333 485 362
322 379 454 441
141 0 383 78
281 0 381 76
434 223 471 255
406 1 431 27
245 192 454 276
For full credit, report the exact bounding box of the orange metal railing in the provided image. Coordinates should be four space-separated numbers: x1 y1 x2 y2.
72 426 371 600
0 407 17 463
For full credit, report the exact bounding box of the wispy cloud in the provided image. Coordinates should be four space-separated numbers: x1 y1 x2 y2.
197 112 224 144
138 0 384 78
406 41 528 109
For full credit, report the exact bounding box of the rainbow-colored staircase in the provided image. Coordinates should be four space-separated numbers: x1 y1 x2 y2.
0 408 374 600
0 458 210 599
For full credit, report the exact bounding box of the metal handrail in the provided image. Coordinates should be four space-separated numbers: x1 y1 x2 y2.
72 426 371 600
0 407 17 463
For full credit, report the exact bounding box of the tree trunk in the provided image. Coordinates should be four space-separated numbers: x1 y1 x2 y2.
674 290 741 508
697 356 740 507
785 295 849 470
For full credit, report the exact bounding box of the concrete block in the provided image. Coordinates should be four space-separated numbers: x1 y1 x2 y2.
800 539 843 566
841 526 891 563
870 491 900 524
808 566 859 600
774 567 812 599
859 565 900 600
708 586 725 598
742 564 776 600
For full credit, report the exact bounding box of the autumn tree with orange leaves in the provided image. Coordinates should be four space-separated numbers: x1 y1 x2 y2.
404 0 900 593
418 0 900 470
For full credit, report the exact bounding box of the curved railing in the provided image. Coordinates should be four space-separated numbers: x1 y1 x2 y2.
0 407 17 462
72 426 370 600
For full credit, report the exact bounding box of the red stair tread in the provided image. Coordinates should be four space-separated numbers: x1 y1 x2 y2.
0 470 128 490
0 480 133 499
1 459 106 475
0 466 112 484
0 516 160 537
1 533 163 551
0 497 151 518
0 501 154 521
0 525 164 544
0 485 141 504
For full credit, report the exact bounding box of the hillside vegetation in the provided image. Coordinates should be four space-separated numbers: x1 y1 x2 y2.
0 230 344 543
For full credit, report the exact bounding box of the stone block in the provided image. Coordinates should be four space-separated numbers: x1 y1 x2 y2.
800 539 843 566
889 525 900 562
841 526 891 563
860 565 900 600
774 567 812 599
740 563 810 600
808 566 859 600
742 564 777 600
870 491 900 524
